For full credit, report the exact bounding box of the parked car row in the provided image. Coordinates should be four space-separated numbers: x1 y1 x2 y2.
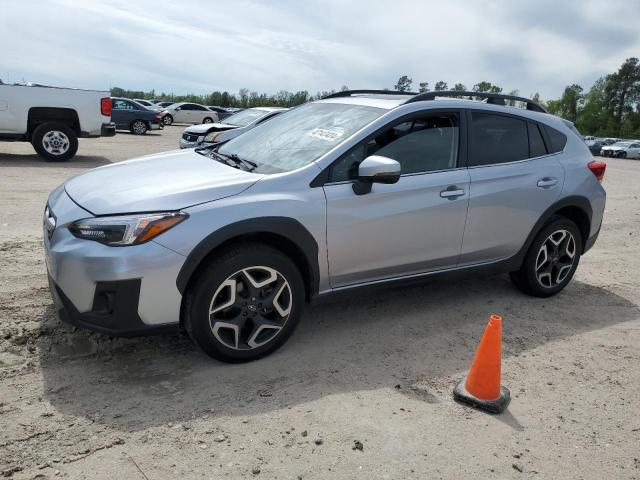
600 140 640 158
179 106 287 148
585 136 640 158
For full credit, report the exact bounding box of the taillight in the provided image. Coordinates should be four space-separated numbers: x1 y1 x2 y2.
588 161 606 181
155 113 162 119
101 97 112 116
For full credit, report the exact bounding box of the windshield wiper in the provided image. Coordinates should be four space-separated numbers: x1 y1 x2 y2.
212 151 257 172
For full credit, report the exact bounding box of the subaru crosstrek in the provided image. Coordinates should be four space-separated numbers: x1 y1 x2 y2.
43 90 607 362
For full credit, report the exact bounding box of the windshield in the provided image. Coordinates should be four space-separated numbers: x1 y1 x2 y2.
216 102 384 174
223 109 270 127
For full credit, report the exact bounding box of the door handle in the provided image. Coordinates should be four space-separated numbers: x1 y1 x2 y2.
537 178 558 188
440 186 465 199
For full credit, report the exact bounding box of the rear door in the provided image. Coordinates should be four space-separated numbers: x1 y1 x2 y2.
324 110 471 287
459 111 565 265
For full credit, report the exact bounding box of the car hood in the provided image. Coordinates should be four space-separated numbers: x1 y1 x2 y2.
185 123 237 134
64 149 262 215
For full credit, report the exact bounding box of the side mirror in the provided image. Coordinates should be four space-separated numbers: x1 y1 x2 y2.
353 155 401 195
175 107 181 111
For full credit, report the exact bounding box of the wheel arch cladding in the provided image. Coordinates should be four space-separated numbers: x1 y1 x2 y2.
28 107 80 136
526 196 592 256
176 217 319 301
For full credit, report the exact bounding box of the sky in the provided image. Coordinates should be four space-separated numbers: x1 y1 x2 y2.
2 0 639 101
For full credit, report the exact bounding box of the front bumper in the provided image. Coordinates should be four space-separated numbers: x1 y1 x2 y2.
48 275 177 337
44 189 186 336
180 135 204 149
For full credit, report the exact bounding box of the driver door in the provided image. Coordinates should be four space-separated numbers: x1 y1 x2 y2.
323 111 470 288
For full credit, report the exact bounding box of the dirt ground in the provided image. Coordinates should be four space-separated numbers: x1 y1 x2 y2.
1 127 639 479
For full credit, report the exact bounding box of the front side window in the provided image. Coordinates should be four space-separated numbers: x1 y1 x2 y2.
215 103 384 174
470 113 529 166
330 113 460 182
112 99 135 110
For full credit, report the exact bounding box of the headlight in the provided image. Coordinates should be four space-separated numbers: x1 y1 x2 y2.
204 131 222 143
69 212 188 246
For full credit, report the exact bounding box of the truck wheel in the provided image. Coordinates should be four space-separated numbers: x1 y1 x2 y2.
31 122 78 162
130 120 148 135
163 114 173 126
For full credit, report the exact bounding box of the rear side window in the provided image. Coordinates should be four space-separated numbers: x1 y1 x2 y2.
470 113 528 166
528 122 548 157
543 125 567 153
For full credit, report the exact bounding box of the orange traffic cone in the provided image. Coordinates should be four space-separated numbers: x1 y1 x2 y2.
453 314 510 414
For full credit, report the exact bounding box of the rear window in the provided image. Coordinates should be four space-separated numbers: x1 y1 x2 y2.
469 113 529 166
543 125 568 153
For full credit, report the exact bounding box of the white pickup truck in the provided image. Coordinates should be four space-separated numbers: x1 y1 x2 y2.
0 81 116 161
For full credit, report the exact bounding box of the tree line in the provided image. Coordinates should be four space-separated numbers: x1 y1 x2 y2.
111 57 640 138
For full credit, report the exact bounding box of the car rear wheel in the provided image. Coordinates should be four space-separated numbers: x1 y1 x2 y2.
130 120 148 135
163 114 173 126
31 122 78 162
510 216 582 297
184 243 304 362
203 117 213 124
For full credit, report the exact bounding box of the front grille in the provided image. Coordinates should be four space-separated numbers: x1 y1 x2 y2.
44 205 56 240
182 133 199 142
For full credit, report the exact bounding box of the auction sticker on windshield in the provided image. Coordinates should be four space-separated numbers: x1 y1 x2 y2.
309 127 345 141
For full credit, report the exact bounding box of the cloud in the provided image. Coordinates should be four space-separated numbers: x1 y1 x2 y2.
1 0 638 100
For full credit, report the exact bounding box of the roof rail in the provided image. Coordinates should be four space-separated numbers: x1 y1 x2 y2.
403 91 547 113
321 89 417 99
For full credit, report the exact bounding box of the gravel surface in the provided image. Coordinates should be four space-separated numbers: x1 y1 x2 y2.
1 127 639 479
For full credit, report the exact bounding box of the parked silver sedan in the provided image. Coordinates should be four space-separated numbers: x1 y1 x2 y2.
600 141 640 158
179 107 287 149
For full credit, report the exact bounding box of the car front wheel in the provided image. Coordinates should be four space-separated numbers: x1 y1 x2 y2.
203 117 213 124
185 244 304 362
510 216 582 297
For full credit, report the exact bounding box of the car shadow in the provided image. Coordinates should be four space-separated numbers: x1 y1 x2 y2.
0 153 111 168
38 274 638 432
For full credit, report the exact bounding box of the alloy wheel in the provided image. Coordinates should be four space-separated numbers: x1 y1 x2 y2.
132 121 146 134
42 130 70 155
208 266 293 350
535 229 576 288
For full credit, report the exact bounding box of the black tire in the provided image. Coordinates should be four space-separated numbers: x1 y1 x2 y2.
184 243 305 362
510 216 582 297
31 122 78 162
203 117 213 124
620 151 627 159
163 114 173 126
130 120 148 135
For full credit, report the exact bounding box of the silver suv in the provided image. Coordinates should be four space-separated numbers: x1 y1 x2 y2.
44 91 607 362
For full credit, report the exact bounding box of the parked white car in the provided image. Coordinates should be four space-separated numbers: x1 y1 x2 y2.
162 103 219 126
0 81 115 161
179 107 288 149
600 141 640 158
